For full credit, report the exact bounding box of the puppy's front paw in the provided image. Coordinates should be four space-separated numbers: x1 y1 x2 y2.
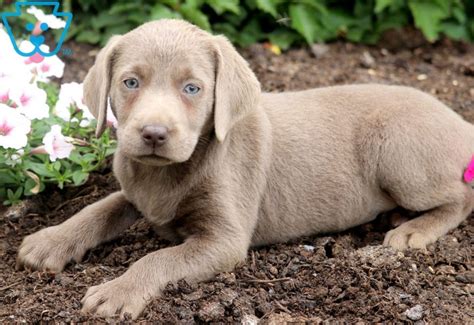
383 223 435 250
17 226 85 272
81 276 149 320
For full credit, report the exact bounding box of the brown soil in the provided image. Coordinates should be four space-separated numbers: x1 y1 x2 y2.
1 35 473 323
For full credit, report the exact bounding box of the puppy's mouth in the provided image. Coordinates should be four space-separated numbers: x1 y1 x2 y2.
134 154 173 166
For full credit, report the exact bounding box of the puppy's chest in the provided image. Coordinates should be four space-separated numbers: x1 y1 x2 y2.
125 182 183 226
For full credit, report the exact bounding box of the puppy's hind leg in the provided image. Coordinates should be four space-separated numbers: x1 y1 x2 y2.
383 184 472 250
378 135 473 250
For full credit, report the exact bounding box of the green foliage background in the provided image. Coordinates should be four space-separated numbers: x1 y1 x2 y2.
64 0 474 49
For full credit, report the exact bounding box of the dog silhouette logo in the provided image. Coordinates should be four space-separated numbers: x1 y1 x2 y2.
1 1 73 58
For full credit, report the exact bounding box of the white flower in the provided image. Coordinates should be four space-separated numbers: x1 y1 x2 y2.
0 25 18 61
26 6 66 29
0 79 14 105
55 82 94 122
107 101 118 128
20 41 65 82
0 104 31 149
0 31 34 83
42 125 74 161
55 83 118 129
34 54 64 81
10 82 49 119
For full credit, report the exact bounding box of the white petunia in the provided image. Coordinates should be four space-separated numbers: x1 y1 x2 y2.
106 101 118 129
42 125 74 161
55 82 94 123
0 32 34 83
34 54 64 81
0 104 31 149
10 82 49 120
0 79 14 105
0 25 18 61
26 6 66 29
20 42 65 81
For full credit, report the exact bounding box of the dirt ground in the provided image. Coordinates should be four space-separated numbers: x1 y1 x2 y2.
1 31 473 323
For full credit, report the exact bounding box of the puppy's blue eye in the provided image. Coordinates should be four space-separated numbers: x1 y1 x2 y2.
124 78 139 89
183 83 200 95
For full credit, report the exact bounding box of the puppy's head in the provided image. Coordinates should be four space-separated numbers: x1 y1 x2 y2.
83 19 260 166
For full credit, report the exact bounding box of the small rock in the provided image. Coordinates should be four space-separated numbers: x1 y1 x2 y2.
4 200 37 220
57 311 69 318
220 288 238 306
198 301 225 322
455 272 474 284
182 288 203 301
310 44 329 58
417 74 428 81
302 245 315 252
437 265 456 275
241 314 259 325
216 272 236 285
351 245 402 268
404 304 424 321
269 266 278 275
361 51 376 68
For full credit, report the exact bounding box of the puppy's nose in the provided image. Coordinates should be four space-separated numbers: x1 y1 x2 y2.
141 125 169 147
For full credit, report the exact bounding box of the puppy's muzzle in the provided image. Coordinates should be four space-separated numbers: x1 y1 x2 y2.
141 125 169 147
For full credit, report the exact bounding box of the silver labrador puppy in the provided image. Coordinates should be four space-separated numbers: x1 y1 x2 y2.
17 19 474 319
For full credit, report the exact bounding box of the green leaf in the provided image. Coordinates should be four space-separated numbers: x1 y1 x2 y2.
181 4 211 31
101 24 134 45
207 0 240 15
24 162 55 178
109 3 143 15
23 178 42 196
0 170 17 185
76 30 101 44
452 6 466 24
269 28 300 50
237 18 266 46
408 0 449 42
441 22 469 40
289 4 322 44
375 0 393 13
91 13 126 30
256 0 280 18
161 0 180 6
8 187 23 201
298 0 328 15
72 170 89 186
150 4 182 20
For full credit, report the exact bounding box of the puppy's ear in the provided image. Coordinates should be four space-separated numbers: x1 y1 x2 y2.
83 36 122 137
213 35 261 142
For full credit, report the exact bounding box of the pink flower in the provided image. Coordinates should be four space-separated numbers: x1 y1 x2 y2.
10 82 49 119
20 41 65 82
42 125 74 161
464 156 474 183
0 104 31 149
